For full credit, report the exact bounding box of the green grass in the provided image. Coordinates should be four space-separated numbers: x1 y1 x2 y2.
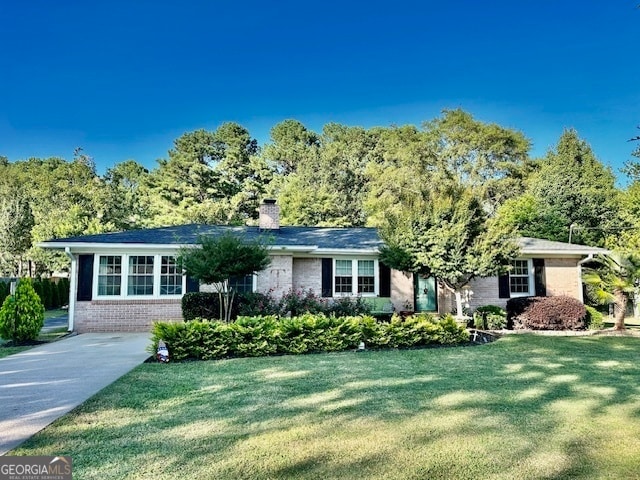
11 334 640 479
0 326 69 359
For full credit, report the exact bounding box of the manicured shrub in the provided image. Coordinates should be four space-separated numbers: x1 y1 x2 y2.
508 295 586 330
181 292 242 321
326 296 372 317
585 305 604 330
473 305 507 330
277 288 327 317
236 291 279 317
150 313 470 362
50 280 61 309
0 278 45 342
40 279 53 310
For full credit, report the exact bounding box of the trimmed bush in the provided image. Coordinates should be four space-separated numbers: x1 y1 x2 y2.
150 313 470 362
508 295 586 331
0 278 45 342
277 288 327 317
183 289 374 322
326 296 372 318
181 292 241 321
585 305 604 330
473 305 507 330
237 292 279 317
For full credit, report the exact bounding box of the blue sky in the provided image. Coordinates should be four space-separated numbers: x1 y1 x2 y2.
1 1 639 182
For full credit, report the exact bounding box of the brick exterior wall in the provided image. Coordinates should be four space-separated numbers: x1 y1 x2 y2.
545 258 581 297
257 254 293 297
292 258 322 293
259 201 280 230
463 277 504 311
74 299 182 333
463 257 582 312
391 269 413 311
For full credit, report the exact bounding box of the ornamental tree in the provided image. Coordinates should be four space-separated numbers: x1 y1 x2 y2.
378 185 518 318
0 278 45 343
582 253 640 330
177 233 271 322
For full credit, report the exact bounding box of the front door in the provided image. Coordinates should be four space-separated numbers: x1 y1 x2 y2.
414 275 437 312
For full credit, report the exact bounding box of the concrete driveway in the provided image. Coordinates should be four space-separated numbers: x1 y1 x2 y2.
0 333 151 455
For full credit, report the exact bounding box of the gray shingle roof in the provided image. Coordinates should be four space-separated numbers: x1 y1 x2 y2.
41 227 607 256
517 237 608 255
41 225 384 251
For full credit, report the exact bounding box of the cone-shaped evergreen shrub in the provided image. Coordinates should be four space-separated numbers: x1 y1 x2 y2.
0 278 45 342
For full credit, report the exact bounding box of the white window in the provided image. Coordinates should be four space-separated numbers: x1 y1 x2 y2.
128 256 154 296
160 256 183 295
334 259 378 296
510 259 533 297
94 254 185 299
97 256 122 296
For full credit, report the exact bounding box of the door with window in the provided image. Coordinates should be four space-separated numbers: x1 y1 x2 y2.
414 275 437 312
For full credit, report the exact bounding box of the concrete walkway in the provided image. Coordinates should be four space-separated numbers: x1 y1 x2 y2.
0 333 151 455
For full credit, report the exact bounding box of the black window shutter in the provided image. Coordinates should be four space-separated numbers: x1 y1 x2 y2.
498 274 510 299
186 276 200 293
379 262 391 297
77 254 94 301
533 259 546 296
321 258 333 297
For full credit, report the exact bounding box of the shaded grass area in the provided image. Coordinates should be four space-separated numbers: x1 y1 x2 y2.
0 306 68 357
0 323 69 359
12 335 640 479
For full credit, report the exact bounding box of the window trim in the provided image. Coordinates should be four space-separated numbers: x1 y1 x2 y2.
228 273 257 294
332 258 379 297
93 254 185 300
509 258 534 297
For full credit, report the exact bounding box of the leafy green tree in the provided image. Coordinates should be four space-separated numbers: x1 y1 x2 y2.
494 194 566 240
422 108 532 212
0 278 45 342
525 129 618 245
582 253 640 330
263 119 320 175
147 123 271 226
377 184 518 317
0 190 34 276
608 149 640 253
103 160 151 230
279 123 375 226
177 233 271 322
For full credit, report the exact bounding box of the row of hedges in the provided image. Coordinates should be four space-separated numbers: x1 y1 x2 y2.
1 278 69 311
182 289 372 322
151 313 470 361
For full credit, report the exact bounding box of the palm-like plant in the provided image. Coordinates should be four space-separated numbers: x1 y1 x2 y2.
582 253 640 330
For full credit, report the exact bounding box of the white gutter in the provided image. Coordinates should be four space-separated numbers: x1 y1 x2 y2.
64 247 76 332
576 254 595 303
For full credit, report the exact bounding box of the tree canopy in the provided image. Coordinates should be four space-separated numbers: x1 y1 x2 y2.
0 110 631 284
177 233 271 322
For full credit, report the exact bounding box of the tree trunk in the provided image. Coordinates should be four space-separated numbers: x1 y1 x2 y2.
614 289 627 330
454 290 465 319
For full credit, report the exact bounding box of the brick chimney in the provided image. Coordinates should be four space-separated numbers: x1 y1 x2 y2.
259 199 280 230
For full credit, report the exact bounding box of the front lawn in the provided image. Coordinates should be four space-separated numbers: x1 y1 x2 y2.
0 327 69 359
11 334 640 479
